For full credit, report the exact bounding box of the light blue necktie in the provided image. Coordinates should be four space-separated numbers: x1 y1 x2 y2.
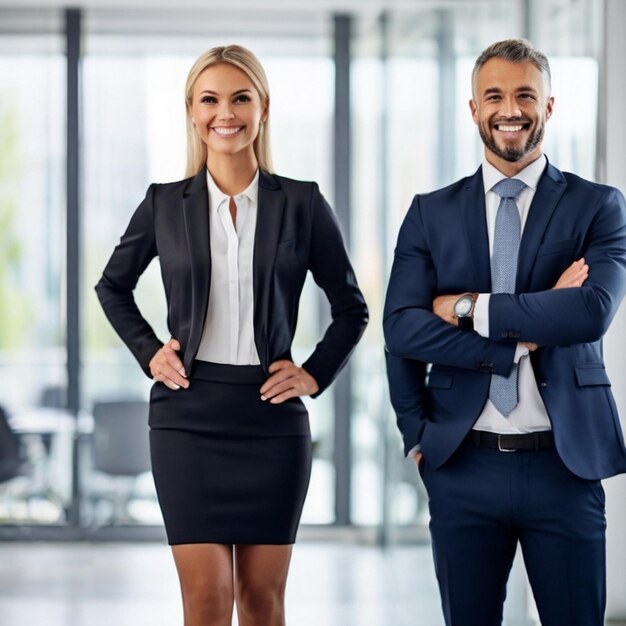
489 178 526 417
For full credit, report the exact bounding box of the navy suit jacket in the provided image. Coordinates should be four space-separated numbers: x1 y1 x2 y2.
384 160 626 480
96 168 368 396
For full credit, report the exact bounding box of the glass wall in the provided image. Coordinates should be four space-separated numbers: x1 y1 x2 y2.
0 20 69 525
0 0 605 537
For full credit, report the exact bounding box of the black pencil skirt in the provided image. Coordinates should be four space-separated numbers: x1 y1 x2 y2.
148 361 312 545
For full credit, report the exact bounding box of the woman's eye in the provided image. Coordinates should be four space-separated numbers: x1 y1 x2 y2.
234 95 251 103
201 96 217 104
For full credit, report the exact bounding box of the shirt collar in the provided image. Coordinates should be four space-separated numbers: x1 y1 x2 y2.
206 168 260 207
482 154 547 195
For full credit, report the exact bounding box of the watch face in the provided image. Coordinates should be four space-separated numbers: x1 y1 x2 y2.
454 296 473 317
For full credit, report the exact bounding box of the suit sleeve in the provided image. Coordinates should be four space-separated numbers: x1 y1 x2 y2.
301 184 369 396
384 350 428 456
95 184 164 377
383 195 516 375
489 187 626 345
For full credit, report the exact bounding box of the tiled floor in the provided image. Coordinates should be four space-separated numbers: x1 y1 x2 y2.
0 542 443 626
1 542 625 626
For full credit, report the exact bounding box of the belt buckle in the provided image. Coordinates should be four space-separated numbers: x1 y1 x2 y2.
497 434 517 452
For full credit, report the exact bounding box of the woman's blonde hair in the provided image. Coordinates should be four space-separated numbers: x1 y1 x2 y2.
184 44 273 178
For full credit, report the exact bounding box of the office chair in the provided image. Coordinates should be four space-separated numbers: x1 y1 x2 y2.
39 385 68 409
89 400 152 524
0 404 21 485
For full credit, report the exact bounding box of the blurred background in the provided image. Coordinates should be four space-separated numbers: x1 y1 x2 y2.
0 0 625 624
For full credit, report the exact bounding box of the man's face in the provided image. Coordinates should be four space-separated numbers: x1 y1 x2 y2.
469 58 554 171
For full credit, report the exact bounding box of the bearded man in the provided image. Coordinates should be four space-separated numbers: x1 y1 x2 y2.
384 38 626 626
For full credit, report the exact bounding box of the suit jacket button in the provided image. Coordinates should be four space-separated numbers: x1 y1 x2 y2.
540 382 548 387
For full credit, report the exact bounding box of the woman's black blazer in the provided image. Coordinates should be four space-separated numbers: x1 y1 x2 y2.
95 168 368 396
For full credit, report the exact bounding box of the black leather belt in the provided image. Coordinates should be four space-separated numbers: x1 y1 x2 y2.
471 430 554 452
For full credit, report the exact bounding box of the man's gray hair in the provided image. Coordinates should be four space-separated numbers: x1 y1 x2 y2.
472 38 551 97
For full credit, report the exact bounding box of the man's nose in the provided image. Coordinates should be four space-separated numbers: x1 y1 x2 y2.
500 95 522 118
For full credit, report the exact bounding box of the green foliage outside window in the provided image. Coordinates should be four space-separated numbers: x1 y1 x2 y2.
0 102 32 349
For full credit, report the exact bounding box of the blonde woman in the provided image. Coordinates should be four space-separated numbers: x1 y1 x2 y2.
96 45 368 626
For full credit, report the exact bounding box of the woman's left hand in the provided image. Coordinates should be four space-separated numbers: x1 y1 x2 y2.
260 360 319 404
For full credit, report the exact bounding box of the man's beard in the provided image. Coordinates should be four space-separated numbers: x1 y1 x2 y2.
479 118 545 162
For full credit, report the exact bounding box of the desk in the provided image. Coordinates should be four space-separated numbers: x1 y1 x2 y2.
9 407 92 437
4 407 89 522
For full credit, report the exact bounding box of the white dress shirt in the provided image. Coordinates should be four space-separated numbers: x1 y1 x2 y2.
195 169 261 365
472 155 551 434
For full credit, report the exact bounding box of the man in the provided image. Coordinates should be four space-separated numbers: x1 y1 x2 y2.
383 39 626 626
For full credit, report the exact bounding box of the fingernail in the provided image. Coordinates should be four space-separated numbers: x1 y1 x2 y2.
260 395 267 401
173 384 180 390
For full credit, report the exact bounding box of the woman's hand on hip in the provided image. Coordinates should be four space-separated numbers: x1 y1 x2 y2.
149 339 189 390
260 360 319 404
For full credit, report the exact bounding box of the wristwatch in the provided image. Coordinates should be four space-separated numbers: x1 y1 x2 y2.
453 293 476 331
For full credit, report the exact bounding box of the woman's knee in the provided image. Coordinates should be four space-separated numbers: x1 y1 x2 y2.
236 580 284 620
181 579 234 621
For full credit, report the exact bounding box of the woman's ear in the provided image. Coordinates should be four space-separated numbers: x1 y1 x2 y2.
262 97 269 123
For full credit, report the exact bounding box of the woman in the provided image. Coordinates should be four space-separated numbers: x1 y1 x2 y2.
95 45 368 626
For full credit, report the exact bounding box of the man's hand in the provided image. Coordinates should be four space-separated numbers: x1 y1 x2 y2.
520 341 538 352
553 258 588 289
260 360 319 404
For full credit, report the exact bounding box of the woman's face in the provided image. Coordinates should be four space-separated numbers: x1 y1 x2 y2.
190 63 267 164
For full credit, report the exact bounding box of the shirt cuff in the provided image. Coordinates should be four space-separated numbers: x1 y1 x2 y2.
406 444 421 458
473 293 490 337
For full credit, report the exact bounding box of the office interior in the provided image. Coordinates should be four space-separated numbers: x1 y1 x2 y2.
1 0 625 624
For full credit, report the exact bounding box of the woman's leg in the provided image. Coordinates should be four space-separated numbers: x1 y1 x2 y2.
234 544 293 626
171 543 234 626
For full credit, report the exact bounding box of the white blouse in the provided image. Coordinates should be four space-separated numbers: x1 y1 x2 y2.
195 169 261 365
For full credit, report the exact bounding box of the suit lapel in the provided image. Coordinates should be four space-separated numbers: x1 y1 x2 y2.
462 167 492 292
516 162 567 292
182 169 211 371
253 171 285 368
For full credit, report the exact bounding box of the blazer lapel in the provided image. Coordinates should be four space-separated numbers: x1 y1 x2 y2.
516 161 567 292
182 169 211 371
253 170 285 369
462 167 492 292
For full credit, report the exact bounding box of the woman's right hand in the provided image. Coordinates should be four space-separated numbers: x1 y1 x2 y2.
149 339 189 390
